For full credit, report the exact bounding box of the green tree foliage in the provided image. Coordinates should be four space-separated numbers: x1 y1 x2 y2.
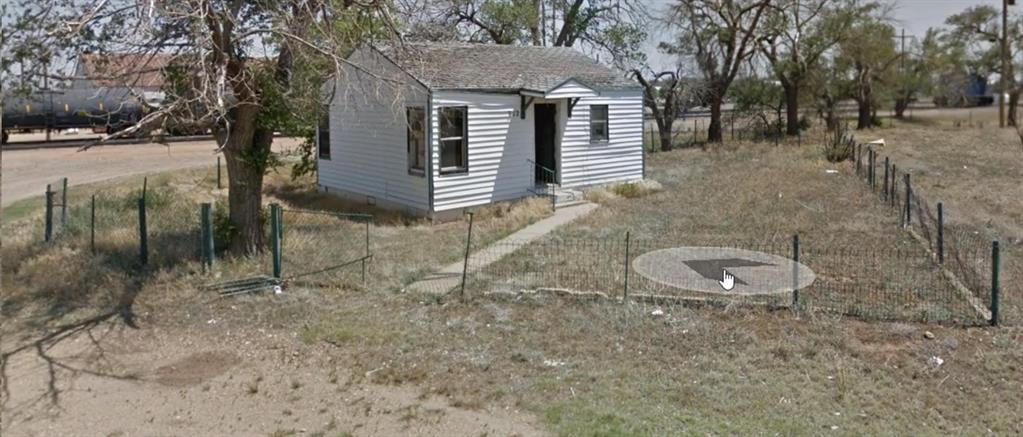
942 5 1021 125
420 0 646 65
2 0 396 254
758 0 855 136
666 0 771 143
834 5 898 129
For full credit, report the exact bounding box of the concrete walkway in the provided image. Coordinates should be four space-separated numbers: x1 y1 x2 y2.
407 202 598 295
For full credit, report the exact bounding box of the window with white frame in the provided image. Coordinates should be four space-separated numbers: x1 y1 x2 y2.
439 106 468 174
589 104 609 143
407 106 426 174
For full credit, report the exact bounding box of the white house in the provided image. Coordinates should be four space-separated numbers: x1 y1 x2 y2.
317 42 644 218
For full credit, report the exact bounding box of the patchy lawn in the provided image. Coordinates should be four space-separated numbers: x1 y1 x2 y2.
3 129 1022 436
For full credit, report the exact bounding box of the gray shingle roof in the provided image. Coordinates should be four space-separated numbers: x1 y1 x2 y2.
375 42 638 92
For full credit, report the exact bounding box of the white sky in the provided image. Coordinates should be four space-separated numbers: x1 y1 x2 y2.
641 0 1007 70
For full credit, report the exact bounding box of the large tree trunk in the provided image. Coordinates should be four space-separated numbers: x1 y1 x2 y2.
1009 90 1020 127
783 82 800 136
220 105 271 255
894 97 910 119
659 118 674 152
708 99 723 143
856 99 872 130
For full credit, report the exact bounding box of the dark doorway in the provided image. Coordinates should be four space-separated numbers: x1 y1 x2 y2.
533 103 557 184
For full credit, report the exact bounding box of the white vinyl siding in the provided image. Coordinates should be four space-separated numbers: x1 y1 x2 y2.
545 79 599 99
431 91 533 212
559 90 644 188
318 47 430 213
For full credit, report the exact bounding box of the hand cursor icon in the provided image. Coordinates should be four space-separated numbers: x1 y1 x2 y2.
719 269 735 291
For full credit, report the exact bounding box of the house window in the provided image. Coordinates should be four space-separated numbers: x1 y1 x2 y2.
439 106 468 174
407 107 426 174
317 105 331 160
589 105 609 143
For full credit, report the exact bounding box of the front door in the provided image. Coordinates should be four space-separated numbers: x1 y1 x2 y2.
533 103 557 184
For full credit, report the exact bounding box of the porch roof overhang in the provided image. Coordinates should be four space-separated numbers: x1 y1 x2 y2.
518 78 599 118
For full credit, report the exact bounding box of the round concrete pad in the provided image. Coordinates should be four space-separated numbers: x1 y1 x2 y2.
632 247 816 296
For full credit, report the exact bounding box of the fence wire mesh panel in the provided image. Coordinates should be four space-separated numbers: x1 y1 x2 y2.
461 233 990 326
800 245 988 325
466 237 627 298
849 146 1000 325
281 209 372 288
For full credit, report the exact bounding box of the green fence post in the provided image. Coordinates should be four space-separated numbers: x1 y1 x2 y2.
271 203 282 279
201 203 214 271
44 185 54 242
460 212 475 301
903 173 911 228
890 164 897 208
90 194 96 254
138 196 148 266
216 156 222 189
867 149 873 190
623 231 631 301
142 176 148 200
990 240 1000 327
937 202 944 264
61 177 68 229
883 157 889 201
362 219 370 285
792 234 800 309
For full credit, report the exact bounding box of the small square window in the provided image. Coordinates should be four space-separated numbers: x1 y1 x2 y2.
589 105 609 143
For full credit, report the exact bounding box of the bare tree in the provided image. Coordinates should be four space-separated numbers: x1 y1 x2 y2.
632 67 703 151
415 0 646 56
666 0 771 143
2 0 401 255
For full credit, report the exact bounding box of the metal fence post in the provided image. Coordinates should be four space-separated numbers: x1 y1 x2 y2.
142 176 148 200
216 156 222 189
792 234 800 309
991 240 1000 326
890 164 897 207
138 196 148 266
883 157 889 200
867 149 873 190
903 173 911 228
623 231 631 301
61 177 68 229
201 203 214 271
460 212 475 301
271 203 282 279
44 185 54 242
363 219 370 285
937 202 944 264
90 194 96 254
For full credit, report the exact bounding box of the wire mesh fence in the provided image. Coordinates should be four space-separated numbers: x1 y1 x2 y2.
851 143 1001 325
458 231 994 326
280 209 373 288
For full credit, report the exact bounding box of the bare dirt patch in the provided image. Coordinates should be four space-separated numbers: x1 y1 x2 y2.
152 350 240 387
0 315 548 436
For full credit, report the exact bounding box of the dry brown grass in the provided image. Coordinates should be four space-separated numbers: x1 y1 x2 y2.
863 122 1023 324
221 288 1022 435
1 165 551 338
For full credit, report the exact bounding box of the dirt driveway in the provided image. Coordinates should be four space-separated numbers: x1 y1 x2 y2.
1 138 301 207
